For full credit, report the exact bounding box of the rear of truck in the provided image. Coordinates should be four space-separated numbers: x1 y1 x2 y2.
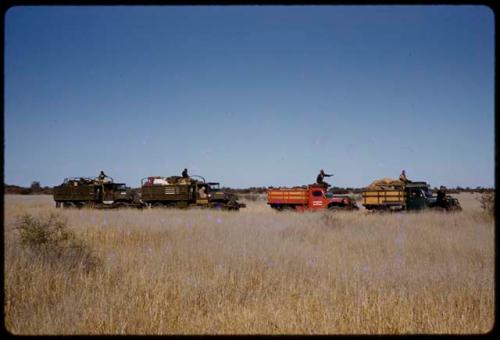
54 185 97 206
140 183 193 207
267 188 308 210
53 178 98 207
362 188 406 211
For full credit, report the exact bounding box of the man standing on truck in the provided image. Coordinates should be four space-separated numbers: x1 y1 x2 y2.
399 170 412 184
180 168 191 184
316 169 333 188
98 170 111 183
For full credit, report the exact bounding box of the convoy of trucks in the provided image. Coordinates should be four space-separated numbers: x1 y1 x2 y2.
52 171 462 213
53 174 246 211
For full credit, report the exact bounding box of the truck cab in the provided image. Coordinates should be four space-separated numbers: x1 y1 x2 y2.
307 185 357 210
405 182 430 210
308 186 328 210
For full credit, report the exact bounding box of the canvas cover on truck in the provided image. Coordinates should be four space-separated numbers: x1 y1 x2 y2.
366 178 405 189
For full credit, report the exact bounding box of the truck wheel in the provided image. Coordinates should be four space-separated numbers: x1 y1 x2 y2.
211 202 223 210
226 201 241 211
446 205 462 212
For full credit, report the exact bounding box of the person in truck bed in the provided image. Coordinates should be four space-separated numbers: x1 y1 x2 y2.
316 169 333 188
399 170 412 183
98 170 111 183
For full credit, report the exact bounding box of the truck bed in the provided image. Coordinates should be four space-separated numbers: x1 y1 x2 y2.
141 184 191 202
53 185 96 201
362 189 406 207
267 188 308 205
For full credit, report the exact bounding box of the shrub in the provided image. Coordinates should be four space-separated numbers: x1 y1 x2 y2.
477 191 495 217
243 193 261 202
320 212 342 229
15 213 101 273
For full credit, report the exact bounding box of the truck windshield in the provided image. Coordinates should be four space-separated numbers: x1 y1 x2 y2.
208 184 220 191
116 184 127 191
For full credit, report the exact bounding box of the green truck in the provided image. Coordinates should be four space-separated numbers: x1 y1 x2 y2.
362 181 461 212
53 177 143 209
140 175 246 210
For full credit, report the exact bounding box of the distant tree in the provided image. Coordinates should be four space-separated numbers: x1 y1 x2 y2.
30 181 41 193
20 188 31 195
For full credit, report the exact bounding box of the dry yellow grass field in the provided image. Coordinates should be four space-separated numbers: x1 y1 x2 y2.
4 193 494 335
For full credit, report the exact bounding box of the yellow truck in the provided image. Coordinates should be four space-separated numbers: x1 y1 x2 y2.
362 181 461 211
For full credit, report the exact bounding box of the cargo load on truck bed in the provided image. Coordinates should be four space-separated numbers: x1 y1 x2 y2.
366 178 405 189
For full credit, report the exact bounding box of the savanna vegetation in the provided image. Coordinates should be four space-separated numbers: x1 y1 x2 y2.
4 192 494 334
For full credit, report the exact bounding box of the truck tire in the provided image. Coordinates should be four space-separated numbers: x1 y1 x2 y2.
328 204 346 211
446 204 462 212
112 202 127 209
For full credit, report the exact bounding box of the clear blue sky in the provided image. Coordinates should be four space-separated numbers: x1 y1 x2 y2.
5 5 495 189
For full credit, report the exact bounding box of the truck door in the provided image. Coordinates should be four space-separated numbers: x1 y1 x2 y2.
196 184 209 206
406 188 426 210
309 189 327 210
102 183 115 204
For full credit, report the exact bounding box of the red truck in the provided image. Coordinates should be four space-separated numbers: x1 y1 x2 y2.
267 184 358 211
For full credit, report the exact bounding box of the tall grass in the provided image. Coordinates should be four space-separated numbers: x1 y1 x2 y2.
4 193 494 334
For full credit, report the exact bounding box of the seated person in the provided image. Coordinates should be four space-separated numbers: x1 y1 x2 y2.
198 185 208 199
